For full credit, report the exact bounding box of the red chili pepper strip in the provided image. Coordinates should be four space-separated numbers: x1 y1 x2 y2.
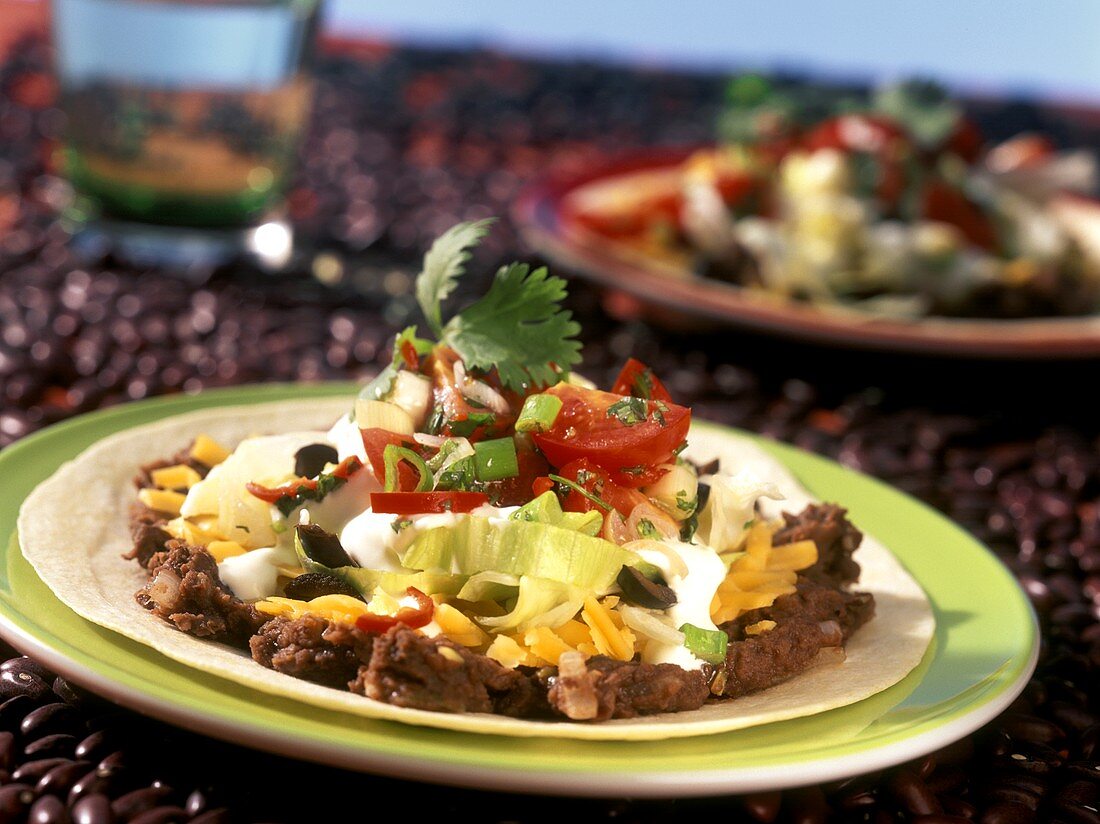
355 587 435 633
400 339 420 370
370 491 489 515
246 456 362 503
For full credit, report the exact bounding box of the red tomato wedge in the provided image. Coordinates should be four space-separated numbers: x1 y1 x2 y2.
539 458 649 517
355 587 434 633
370 491 489 515
532 384 689 487
921 179 998 251
360 428 420 491
610 358 673 403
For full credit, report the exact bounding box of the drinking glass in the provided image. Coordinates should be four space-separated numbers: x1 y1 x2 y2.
51 0 322 269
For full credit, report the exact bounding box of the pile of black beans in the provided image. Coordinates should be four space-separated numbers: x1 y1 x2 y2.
1 34 1098 824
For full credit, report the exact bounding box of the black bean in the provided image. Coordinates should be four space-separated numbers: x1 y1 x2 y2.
941 795 978 819
741 791 781 822
1057 779 1100 815
980 801 1037 824
838 789 878 810
28 793 70 824
35 760 91 799
986 784 1041 811
785 786 826 824
12 757 72 784
24 733 77 760
110 787 173 821
890 768 941 815
0 784 36 820
51 677 91 707
1001 714 1066 745
927 767 967 794
1065 761 1100 782
67 765 128 808
71 794 114 824
0 667 51 701
128 808 188 824
0 656 55 683
74 731 116 763
188 810 231 824
184 788 206 816
0 729 15 771
21 703 79 741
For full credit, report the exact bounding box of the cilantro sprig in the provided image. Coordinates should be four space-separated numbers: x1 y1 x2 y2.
416 218 495 337
406 219 582 392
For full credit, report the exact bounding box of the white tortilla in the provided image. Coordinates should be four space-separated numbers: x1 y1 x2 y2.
17 397 934 740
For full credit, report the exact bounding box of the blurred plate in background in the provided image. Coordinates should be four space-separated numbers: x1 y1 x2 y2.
514 148 1100 358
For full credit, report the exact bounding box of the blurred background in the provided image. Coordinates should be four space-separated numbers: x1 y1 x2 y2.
2 2 1100 822
326 0 1100 103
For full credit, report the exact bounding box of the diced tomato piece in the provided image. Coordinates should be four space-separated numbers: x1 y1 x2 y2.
921 179 998 251
545 458 648 518
565 190 682 240
360 428 421 491
986 133 1056 174
355 587 435 633
944 117 984 163
532 476 555 498
803 113 907 156
426 347 515 441
370 491 489 515
803 114 911 210
610 358 673 403
532 384 689 487
399 339 421 370
483 444 551 507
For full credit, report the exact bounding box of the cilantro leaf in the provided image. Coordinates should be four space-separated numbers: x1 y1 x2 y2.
415 218 495 337
442 262 582 391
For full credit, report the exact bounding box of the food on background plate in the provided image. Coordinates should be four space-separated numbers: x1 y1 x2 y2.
18 221 934 737
561 78 1100 320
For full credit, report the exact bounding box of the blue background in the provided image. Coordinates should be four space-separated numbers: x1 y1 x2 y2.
325 1 1100 103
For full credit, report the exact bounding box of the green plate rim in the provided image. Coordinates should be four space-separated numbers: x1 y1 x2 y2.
0 383 1039 797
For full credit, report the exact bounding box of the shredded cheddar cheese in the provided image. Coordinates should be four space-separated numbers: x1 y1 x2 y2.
710 521 819 625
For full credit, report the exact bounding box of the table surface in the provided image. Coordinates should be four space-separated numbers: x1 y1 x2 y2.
0 22 1097 824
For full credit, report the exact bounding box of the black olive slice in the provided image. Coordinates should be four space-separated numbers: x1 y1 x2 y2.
283 571 362 601
616 565 677 610
294 443 339 479
294 523 354 568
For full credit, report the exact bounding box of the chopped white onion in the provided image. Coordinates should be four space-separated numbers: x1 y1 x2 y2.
618 604 686 647
413 433 448 448
623 539 690 579
454 359 510 415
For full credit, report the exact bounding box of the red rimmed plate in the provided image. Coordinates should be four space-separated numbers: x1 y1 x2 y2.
513 148 1100 358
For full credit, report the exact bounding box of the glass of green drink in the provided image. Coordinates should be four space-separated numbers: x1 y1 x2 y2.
52 0 322 270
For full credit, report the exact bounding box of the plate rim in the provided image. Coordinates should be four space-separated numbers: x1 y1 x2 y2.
0 383 1040 797
512 146 1100 358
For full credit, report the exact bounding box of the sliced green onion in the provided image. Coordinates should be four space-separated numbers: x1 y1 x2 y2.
515 393 563 433
382 444 432 492
547 474 612 512
448 412 496 437
679 623 729 665
435 456 476 491
473 437 519 482
426 438 472 472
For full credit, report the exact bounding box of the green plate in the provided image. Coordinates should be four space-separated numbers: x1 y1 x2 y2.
0 384 1038 797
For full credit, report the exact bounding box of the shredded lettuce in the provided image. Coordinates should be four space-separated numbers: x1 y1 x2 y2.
477 575 586 633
